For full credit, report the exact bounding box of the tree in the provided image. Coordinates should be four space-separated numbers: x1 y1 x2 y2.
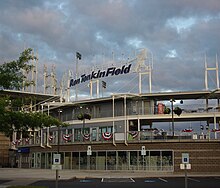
77 113 91 120
0 48 36 90
0 49 68 138
174 107 182 116
0 97 67 138
164 107 171 114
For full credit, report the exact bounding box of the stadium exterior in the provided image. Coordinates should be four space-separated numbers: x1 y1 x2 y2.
5 49 220 174
14 90 220 174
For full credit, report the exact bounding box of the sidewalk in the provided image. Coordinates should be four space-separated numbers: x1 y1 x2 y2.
0 168 159 187
0 168 172 180
0 168 220 180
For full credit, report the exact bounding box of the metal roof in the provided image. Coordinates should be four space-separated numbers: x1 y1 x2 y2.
140 89 220 100
2 89 220 109
0 89 61 103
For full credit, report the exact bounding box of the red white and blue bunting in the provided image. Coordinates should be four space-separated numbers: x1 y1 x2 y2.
12 139 22 145
211 129 220 133
129 131 139 138
25 138 30 143
181 129 193 132
48 135 54 141
102 132 113 140
82 133 90 140
63 134 72 142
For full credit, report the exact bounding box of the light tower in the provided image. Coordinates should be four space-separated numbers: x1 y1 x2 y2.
134 48 153 94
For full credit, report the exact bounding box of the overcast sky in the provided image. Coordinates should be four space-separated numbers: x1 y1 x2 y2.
1 0 220 99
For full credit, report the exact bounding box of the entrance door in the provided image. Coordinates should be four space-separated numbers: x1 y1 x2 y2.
35 152 41 168
31 152 41 168
97 152 106 170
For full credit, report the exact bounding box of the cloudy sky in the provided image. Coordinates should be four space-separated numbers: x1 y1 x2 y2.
1 0 220 99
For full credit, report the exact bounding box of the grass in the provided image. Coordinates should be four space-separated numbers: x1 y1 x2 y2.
8 186 48 188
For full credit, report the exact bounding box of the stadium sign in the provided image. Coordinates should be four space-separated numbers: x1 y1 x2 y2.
70 64 132 87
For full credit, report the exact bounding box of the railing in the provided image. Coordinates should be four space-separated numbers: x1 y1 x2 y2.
64 104 220 122
12 102 220 148
13 129 219 148
127 130 211 142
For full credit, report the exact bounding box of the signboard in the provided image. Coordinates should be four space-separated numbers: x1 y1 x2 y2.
52 164 62 170
157 103 165 114
87 150 92 155
182 153 189 164
70 64 132 87
87 146 92 156
180 163 191 170
17 147 30 153
141 146 146 156
53 154 61 165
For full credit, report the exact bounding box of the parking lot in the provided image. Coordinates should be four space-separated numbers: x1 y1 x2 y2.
0 168 220 188
16 177 220 188
78 176 220 185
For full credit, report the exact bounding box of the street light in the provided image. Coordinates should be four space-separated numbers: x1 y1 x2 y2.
170 99 175 137
57 109 62 153
77 106 91 141
170 99 183 137
55 109 62 188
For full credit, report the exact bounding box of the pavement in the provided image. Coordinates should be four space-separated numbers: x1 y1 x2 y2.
0 168 220 187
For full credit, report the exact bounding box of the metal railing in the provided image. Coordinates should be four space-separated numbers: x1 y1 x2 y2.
14 129 219 148
63 104 220 121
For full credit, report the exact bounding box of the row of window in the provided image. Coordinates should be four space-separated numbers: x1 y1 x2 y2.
27 150 173 171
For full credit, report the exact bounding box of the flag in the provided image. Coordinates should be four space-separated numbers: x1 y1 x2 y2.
102 81 106 88
76 52 81 60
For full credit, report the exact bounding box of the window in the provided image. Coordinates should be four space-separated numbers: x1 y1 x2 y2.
162 151 173 171
74 128 81 142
